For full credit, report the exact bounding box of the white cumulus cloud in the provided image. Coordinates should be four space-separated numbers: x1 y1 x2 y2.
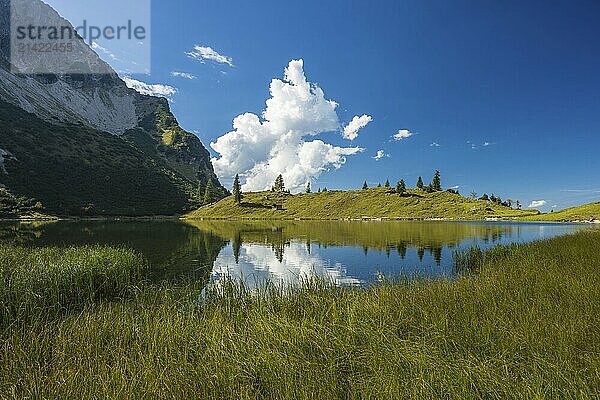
210 59 364 192
123 77 177 98
171 71 196 79
186 45 234 66
393 129 412 141
343 114 372 140
528 200 547 208
373 150 388 161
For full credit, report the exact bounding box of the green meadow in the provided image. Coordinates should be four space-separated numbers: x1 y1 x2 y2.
186 188 539 221
0 229 599 399
520 202 600 222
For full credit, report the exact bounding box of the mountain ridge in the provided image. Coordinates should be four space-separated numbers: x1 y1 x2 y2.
0 0 226 216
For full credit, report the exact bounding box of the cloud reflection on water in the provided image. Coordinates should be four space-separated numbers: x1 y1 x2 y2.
212 241 362 288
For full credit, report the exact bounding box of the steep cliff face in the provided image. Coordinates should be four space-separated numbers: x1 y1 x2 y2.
0 0 134 133
0 0 226 216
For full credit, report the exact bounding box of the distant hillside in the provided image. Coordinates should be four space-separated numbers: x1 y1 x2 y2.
0 100 199 216
186 188 539 220
521 202 600 222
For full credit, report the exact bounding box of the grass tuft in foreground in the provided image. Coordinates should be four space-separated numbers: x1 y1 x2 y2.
1 231 599 398
0 245 145 325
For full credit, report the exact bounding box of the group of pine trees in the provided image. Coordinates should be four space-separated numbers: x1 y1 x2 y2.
228 171 443 204
0 188 44 218
198 179 216 206
221 171 521 210
305 182 329 193
417 170 442 193
474 192 521 209
197 174 241 206
230 173 289 207
362 170 443 195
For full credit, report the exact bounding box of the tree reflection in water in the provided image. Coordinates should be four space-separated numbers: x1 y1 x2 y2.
0 220 589 290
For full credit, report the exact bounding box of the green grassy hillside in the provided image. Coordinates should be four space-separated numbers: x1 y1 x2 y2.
186 188 539 220
0 100 225 216
521 202 600 222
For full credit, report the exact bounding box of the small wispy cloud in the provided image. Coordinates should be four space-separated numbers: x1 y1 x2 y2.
468 140 494 150
123 77 177 98
186 45 234 67
430 142 441 147
92 41 118 60
170 71 197 80
393 129 413 141
343 115 372 141
560 188 600 193
373 150 388 161
528 200 547 208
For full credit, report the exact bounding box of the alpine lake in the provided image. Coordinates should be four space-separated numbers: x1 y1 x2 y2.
1 219 593 289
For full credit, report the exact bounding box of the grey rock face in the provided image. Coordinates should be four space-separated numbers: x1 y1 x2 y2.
0 0 227 212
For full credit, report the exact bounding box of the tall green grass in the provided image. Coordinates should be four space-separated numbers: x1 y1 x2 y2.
0 245 145 325
1 231 599 398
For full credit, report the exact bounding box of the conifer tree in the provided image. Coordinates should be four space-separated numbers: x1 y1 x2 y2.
396 179 406 195
232 174 242 204
384 179 390 188
272 174 285 192
362 181 368 190
203 179 214 205
431 170 442 191
416 176 424 190
306 181 311 194
377 183 382 188
197 180 204 202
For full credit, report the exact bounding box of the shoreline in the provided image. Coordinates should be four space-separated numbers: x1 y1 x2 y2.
2 215 596 224
181 215 596 224
0 215 183 223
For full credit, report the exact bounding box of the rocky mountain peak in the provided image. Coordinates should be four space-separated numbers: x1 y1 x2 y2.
0 0 227 215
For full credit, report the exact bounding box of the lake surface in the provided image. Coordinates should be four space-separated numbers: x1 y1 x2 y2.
0 220 594 287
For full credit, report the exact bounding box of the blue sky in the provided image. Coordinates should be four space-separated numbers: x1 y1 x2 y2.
52 0 600 210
